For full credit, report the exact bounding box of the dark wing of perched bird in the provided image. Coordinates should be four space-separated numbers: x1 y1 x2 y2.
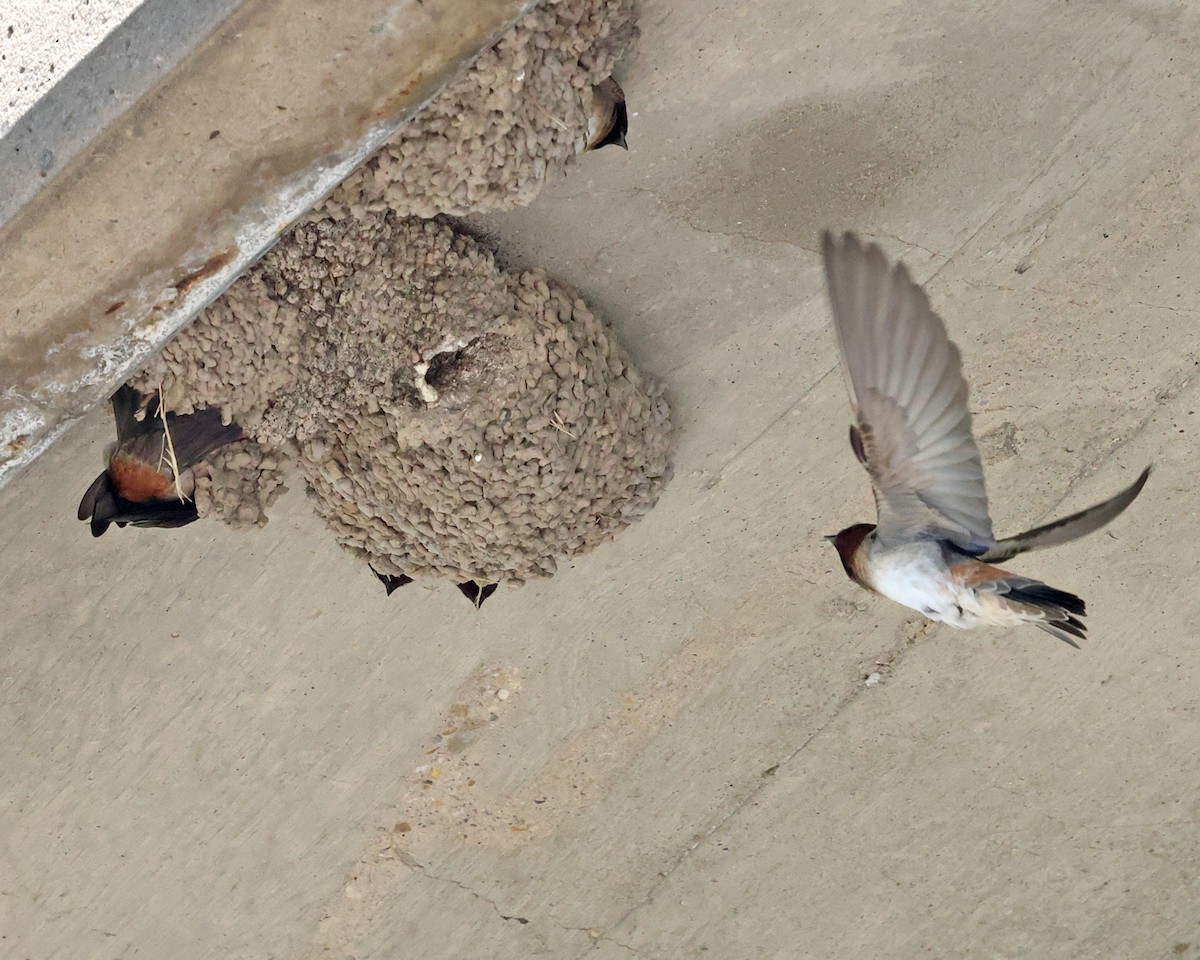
457 580 498 608
822 231 995 552
85 494 199 535
371 566 414 596
117 404 243 476
111 382 158 443
587 77 628 151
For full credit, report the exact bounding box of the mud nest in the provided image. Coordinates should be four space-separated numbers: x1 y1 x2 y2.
315 0 636 221
192 443 290 529
127 0 659 581
133 213 672 584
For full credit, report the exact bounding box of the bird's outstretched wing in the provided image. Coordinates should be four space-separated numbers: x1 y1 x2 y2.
976 466 1151 562
822 231 994 550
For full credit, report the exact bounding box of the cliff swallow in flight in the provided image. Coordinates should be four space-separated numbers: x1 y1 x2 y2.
822 231 1150 647
77 385 245 537
586 77 628 151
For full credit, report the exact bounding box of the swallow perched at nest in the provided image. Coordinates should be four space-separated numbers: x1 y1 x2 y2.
586 77 628 151
369 564 498 609
77 385 245 537
821 231 1150 647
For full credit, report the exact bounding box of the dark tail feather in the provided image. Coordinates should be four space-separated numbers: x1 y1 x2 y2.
78 472 122 537
1008 581 1086 617
1036 619 1085 649
78 472 110 522
979 466 1151 563
1007 581 1087 649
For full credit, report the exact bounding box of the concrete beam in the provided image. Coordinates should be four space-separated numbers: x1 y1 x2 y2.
2 0 247 226
0 0 535 490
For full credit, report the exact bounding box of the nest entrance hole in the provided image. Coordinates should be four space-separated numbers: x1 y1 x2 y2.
425 346 468 390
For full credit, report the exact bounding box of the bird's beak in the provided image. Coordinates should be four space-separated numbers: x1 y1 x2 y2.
823 534 837 543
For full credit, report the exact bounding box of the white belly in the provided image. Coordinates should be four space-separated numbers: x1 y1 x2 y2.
868 542 980 629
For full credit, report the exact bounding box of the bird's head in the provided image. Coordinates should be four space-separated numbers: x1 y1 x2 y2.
823 523 876 588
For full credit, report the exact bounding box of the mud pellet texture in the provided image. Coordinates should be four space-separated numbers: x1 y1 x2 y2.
314 0 636 220
134 213 672 584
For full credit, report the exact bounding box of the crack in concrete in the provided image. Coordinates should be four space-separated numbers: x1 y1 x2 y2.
558 923 641 956
628 185 818 254
399 852 550 950
928 40 1144 287
403 852 647 956
1132 298 1200 317
1052 361 1195 496
702 359 840 485
564 628 912 960
960 274 1200 321
879 232 939 259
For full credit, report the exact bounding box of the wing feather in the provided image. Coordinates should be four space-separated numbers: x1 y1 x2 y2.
822 231 994 548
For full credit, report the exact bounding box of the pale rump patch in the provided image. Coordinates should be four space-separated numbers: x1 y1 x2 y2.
947 558 1017 588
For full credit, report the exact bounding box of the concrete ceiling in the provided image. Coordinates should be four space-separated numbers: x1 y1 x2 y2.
2 0 1199 957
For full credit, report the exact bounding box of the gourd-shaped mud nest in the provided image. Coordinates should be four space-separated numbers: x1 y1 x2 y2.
134 213 673 587
118 0 663 592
